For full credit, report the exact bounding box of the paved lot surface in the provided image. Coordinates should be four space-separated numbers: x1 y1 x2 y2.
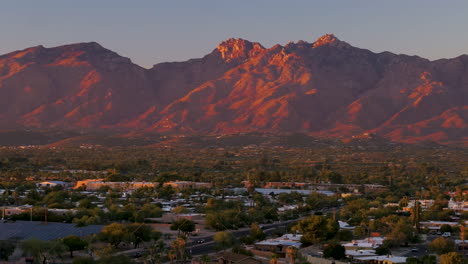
0 220 103 240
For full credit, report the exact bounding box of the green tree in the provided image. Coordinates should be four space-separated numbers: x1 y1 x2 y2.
387 218 417 246
98 255 134 264
0 241 15 261
21 238 66 264
214 231 235 252
172 206 190 214
99 223 127 248
440 252 464 264
353 226 367 238
200 255 211 264
292 215 338 244
63 235 88 258
375 246 390 255
428 237 455 255
170 219 196 235
323 243 345 260
421 255 436 264
439 224 452 233
337 230 353 241
406 257 421 264
250 223 266 241
72 257 96 264
126 223 161 249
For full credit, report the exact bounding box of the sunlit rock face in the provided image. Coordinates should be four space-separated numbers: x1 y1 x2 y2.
216 38 265 63
313 34 338 48
0 35 466 145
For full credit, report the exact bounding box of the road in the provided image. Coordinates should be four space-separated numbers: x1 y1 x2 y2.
401 234 440 258
188 208 338 256
187 221 296 255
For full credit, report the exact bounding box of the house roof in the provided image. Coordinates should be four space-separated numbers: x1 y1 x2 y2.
218 253 262 264
40 181 67 184
355 255 407 263
345 249 377 257
256 239 302 248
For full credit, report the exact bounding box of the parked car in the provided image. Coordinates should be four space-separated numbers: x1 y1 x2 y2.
197 239 205 244
442 232 451 237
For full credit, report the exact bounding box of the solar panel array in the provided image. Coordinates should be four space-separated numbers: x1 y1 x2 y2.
0 221 103 241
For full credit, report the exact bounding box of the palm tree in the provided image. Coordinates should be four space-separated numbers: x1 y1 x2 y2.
200 255 211 264
270 254 279 264
286 247 297 264
167 250 176 264
171 237 186 262
410 200 421 232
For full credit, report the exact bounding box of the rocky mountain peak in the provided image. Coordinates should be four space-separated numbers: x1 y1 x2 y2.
312 34 349 49
0 36 466 146
216 38 265 62
313 34 338 47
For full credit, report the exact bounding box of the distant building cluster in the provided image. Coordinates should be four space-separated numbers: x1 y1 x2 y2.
397 199 468 213
74 179 156 191
2 205 76 218
163 181 212 190
73 179 212 191
242 181 387 193
448 199 468 212
36 181 69 188
402 200 435 212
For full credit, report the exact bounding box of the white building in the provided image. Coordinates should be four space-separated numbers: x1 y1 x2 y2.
346 249 377 259
36 181 68 188
339 220 355 230
355 255 407 264
403 200 434 212
342 237 385 250
447 199 468 212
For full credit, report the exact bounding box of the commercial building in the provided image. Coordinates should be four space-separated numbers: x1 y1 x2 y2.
74 180 156 191
163 181 212 190
254 234 302 257
354 255 407 264
36 181 69 188
342 237 385 250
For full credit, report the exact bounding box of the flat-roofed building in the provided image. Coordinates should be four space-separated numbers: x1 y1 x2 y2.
217 253 263 264
447 199 468 212
254 234 302 258
2 205 32 218
163 181 212 190
419 220 460 231
37 181 69 188
264 182 309 188
75 180 156 191
354 255 407 264
342 237 385 250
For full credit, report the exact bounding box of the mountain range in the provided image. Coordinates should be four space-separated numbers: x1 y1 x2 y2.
0 34 466 146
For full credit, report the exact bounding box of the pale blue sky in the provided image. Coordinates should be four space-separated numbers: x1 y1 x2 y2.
1 1 467 68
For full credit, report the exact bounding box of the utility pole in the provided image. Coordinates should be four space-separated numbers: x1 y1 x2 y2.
461 225 466 256
30 207 33 222
44 205 48 224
